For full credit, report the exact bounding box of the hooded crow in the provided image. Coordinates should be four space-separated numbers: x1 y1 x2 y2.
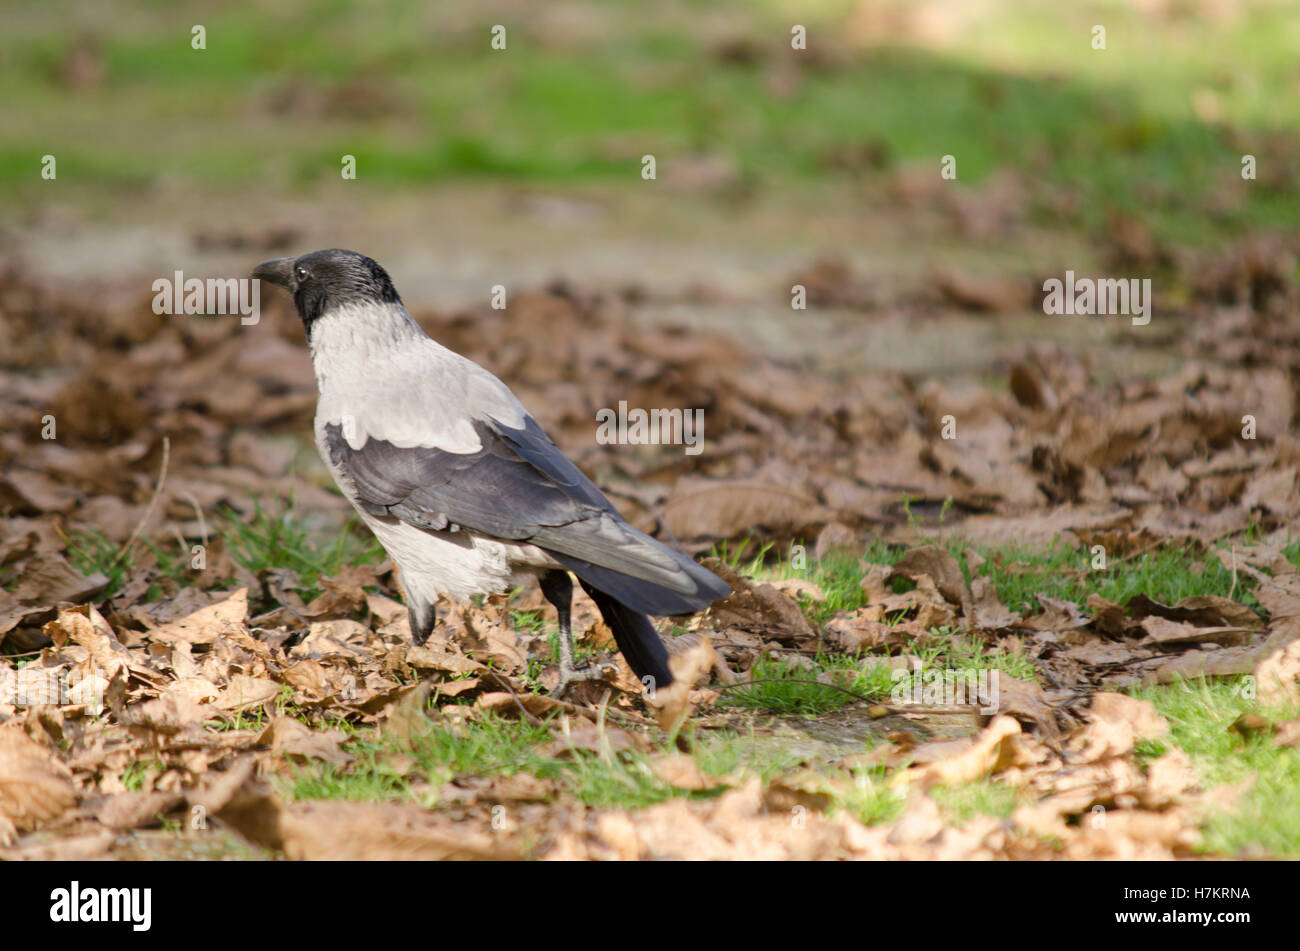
252 249 729 696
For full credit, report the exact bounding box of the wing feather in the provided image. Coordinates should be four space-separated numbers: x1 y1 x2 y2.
324 416 729 611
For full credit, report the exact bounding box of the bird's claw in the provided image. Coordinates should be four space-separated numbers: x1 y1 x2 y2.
550 661 618 698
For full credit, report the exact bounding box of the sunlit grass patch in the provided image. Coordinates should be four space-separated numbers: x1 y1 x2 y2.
1131 676 1300 857
717 654 895 716
284 710 704 811
928 779 1020 824
220 499 384 600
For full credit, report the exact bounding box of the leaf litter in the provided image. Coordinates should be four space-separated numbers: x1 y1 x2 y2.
0 240 1297 859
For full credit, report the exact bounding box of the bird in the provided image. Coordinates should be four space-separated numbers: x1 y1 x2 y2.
252 249 729 697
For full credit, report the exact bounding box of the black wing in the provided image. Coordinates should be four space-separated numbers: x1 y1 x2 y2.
324 416 728 615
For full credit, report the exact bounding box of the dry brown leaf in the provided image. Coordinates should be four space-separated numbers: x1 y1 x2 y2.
452 603 528 673
279 800 523 860
1142 642 1263 685
892 545 970 609
0 726 76 841
95 790 186 830
661 482 833 541
0 830 116 861
256 717 352 768
650 753 723 791
767 578 826 602
44 603 132 680
896 715 1023 789
123 687 210 736
147 587 249 645
995 674 1061 738
1071 692 1168 762
278 659 333 700
825 609 923 652
970 575 1020 630
703 559 815 642
293 619 373 659
1016 594 1091 633
11 551 107 603
1140 748 1200 807
214 675 281 713
1138 616 1248 648
1060 808 1200 859
1273 718 1300 749
405 645 486 676
1254 636 1300 707
475 691 569 720
1126 594 1261 630
647 635 717 732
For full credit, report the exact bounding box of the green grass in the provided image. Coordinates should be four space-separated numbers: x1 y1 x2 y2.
62 527 215 601
60 500 385 606
976 542 1257 614
284 709 714 811
220 499 384 601
284 704 921 825
1131 677 1300 857
121 759 164 792
5 0 1300 243
718 653 894 716
713 540 901 628
272 525 1298 852
64 528 135 600
205 706 269 733
929 779 1020 823
46 487 1300 854
1283 537 1300 573
705 524 1277 720
910 628 1039 682
742 524 1268 629
692 725 822 782
831 768 909 826
507 604 601 678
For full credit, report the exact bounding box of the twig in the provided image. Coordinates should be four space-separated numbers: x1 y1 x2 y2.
595 689 613 763
111 436 170 568
181 489 209 551
491 672 543 726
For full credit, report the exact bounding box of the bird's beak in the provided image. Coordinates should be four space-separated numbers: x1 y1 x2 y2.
251 257 294 289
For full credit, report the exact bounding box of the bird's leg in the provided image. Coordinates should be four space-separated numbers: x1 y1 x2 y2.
539 570 614 696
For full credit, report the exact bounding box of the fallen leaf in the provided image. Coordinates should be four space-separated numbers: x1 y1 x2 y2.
147 587 249 646
896 715 1024 789
256 717 352 768
0 726 76 842
214 675 281 713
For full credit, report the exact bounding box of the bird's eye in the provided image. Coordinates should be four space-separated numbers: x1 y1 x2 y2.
296 266 310 281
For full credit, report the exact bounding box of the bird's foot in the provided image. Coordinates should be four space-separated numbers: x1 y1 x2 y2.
550 661 618 698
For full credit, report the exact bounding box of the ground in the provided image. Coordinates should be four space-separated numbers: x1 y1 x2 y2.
1 0 1299 860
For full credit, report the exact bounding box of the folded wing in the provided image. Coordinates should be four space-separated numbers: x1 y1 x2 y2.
324 415 729 615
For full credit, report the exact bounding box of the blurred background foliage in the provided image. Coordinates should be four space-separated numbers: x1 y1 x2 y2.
3 0 1298 246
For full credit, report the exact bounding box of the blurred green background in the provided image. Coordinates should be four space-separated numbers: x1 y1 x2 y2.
3 0 1297 244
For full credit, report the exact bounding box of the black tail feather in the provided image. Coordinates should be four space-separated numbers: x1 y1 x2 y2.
553 552 729 617
578 580 675 689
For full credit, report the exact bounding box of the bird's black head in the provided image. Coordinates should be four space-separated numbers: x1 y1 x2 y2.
252 249 401 329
